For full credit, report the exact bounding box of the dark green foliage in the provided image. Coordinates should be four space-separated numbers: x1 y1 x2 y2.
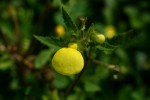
0 0 150 100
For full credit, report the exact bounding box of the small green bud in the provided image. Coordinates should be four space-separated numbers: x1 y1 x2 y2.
95 34 105 44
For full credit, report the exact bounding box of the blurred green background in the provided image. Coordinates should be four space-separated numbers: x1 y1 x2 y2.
0 0 150 100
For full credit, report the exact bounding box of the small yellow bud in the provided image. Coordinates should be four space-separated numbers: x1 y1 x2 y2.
95 34 105 44
105 25 116 39
68 43 78 50
55 25 65 37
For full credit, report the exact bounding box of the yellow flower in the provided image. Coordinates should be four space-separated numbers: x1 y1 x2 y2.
55 25 65 37
51 48 84 75
105 25 116 39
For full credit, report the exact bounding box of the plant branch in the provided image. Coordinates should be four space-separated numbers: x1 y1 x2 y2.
92 59 120 73
12 13 20 44
65 47 93 96
26 0 51 54
64 57 89 96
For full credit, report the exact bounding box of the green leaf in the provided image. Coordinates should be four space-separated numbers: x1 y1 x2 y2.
34 49 55 69
34 35 61 50
52 73 69 89
85 24 95 42
87 24 95 35
84 82 101 92
62 7 78 32
10 79 20 90
51 90 60 100
0 60 13 71
96 45 114 51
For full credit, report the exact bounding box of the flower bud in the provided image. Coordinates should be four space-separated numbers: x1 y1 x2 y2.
55 25 65 37
95 34 105 44
104 25 116 39
68 43 78 49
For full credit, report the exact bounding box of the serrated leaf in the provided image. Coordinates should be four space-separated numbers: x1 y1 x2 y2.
62 7 78 32
86 24 98 40
34 49 55 69
87 23 94 31
34 35 61 50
